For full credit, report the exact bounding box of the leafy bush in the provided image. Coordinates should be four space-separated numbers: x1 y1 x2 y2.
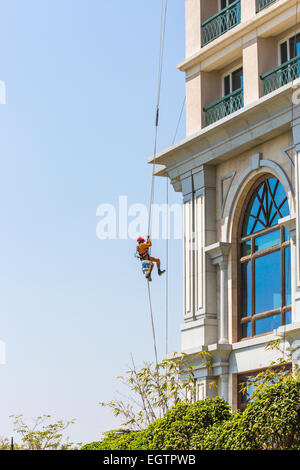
201 378 300 450
82 430 140 450
82 397 231 450
83 378 300 450
137 398 230 450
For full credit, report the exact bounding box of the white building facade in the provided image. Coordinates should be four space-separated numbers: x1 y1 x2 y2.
151 0 300 409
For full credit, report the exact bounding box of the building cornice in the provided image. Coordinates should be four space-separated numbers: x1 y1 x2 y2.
148 81 300 185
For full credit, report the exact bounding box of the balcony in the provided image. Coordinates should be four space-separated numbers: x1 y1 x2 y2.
257 0 277 12
261 55 300 95
201 1 241 47
203 88 244 126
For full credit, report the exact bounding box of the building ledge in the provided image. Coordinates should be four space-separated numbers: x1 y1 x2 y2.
275 322 300 342
148 80 300 182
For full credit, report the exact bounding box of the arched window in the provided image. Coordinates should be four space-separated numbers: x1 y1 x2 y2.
239 176 292 339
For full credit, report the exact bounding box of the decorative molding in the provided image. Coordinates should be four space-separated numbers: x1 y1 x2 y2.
278 214 297 241
195 195 204 312
221 172 236 216
151 85 297 178
281 144 295 169
205 242 232 266
184 200 193 318
224 159 295 242
205 243 232 345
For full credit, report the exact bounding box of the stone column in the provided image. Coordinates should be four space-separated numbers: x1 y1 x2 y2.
220 373 229 403
292 114 300 291
205 242 231 344
180 165 218 350
241 0 256 22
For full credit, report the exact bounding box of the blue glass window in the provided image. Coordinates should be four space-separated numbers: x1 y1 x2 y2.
285 247 291 306
255 251 281 313
241 261 251 317
242 178 288 237
255 314 282 335
254 230 280 252
240 177 291 339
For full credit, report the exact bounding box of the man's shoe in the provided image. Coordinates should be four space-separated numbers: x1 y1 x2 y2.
158 269 166 276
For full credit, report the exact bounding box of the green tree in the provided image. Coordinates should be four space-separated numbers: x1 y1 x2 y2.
6 414 77 450
83 398 230 451
100 352 212 430
84 341 300 451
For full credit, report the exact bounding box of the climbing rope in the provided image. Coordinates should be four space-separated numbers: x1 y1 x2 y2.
146 1 185 363
146 0 168 366
148 0 168 240
147 282 159 365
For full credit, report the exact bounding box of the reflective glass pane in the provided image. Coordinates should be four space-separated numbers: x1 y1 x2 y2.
285 247 291 306
242 178 290 237
239 378 254 404
224 75 230 95
255 314 282 335
241 321 252 338
284 228 290 242
279 200 289 218
281 41 288 64
270 211 280 226
289 34 300 59
285 310 292 325
268 178 277 195
255 251 281 314
254 230 280 253
241 261 251 317
232 68 243 92
274 182 286 210
241 241 251 256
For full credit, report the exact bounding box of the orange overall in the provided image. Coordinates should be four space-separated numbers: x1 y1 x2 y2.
137 237 161 274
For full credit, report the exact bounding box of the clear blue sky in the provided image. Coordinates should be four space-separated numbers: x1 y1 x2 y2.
0 1 185 444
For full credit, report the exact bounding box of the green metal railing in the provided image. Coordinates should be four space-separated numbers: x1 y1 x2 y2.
201 1 241 47
257 0 277 12
261 55 300 95
203 88 244 126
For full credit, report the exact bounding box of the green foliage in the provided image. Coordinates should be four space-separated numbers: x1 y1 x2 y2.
2 415 78 450
86 341 300 450
134 397 231 450
201 378 300 450
82 430 141 451
84 378 300 450
82 398 231 451
100 353 212 430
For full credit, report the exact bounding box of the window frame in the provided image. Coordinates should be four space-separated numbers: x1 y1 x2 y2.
237 175 292 341
278 30 300 64
222 65 243 96
237 364 292 411
219 0 236 11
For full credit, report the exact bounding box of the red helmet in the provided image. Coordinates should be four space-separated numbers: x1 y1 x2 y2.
137 237 145 243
